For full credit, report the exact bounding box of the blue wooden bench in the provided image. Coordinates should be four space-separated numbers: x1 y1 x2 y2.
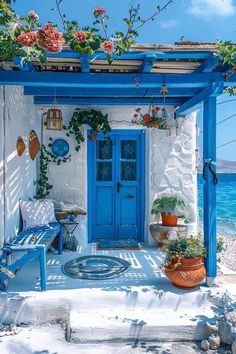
0 222 62 291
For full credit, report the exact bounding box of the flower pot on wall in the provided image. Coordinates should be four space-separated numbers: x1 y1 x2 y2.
161 213 178 226
164 256 206 289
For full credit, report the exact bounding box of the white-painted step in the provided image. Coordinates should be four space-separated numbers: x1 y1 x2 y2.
67 308 214 343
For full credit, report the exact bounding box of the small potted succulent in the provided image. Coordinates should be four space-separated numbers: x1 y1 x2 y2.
162 235 207 288
151 196 187 226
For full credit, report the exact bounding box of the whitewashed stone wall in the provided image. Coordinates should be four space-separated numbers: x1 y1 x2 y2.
41 106 197 245
0 86 40 245
148 111 198 243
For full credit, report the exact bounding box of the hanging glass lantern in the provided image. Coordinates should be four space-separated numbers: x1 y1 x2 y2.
46 107 63 130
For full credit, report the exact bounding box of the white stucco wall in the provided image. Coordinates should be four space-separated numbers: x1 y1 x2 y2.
41 105 197 245
0 86 40 245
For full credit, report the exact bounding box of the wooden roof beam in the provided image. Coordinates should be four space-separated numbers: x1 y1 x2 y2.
24 86 199 97
34 96 187 105
0 71 224 89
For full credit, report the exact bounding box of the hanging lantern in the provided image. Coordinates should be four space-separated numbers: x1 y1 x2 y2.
46 107 63 130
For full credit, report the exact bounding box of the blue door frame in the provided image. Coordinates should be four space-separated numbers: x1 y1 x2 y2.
88 129 145 243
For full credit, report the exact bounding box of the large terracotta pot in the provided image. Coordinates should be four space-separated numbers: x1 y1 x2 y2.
161 212 178 226
164 256 206 289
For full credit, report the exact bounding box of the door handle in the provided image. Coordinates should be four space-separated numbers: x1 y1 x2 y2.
117 182 121 193
124 194 134 199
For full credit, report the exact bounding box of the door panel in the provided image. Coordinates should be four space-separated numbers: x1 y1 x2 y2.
88 130 145 242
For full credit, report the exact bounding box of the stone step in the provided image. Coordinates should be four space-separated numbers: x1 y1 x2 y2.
67 308 213 343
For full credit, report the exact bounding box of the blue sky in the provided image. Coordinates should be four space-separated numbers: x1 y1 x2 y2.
12 0 236 161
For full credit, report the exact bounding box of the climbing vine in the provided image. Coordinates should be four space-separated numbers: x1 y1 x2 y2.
64 108 111 151
35 140 71 199
215 40 236 94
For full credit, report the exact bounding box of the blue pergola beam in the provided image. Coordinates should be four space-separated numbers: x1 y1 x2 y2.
0 71 224 88
140 54 156 73
34 97 187 105
80 54 90 73
24 86 199 97
13 57 35 72
176 81 224 116
46 50 212 61
196 54 219 73
203 95 217 281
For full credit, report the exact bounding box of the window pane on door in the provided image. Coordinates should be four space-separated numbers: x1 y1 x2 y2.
96 140 112 160
121 162 136 181
121 140 136 159
96 162 112 181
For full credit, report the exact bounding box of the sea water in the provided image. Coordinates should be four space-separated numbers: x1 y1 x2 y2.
198 173 236 237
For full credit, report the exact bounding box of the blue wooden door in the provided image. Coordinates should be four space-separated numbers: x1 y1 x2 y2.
88 129 145 242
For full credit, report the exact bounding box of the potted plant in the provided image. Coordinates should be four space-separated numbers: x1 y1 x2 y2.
132 106 167 129
161 236 207 289
151 196 187 226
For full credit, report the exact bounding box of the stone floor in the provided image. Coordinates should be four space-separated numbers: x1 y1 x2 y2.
1 242 235 348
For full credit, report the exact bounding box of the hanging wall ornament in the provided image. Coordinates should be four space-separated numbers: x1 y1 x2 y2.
29 130 40 160
16 136 25 157
46 88 63 130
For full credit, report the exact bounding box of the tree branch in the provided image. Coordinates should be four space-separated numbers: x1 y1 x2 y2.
133 0 174 32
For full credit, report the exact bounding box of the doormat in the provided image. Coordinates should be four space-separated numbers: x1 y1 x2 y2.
62 255 131 279
96 240 140 250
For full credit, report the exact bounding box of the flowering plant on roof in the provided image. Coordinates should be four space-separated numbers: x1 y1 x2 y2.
0 1 174 65
132 106 167 129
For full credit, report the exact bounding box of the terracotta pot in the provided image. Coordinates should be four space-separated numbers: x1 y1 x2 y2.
164 256 206 289
161 213 178 226
146 121 158 128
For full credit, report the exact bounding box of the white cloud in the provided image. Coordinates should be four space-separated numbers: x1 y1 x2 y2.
161 20 177 28
187 0 235 17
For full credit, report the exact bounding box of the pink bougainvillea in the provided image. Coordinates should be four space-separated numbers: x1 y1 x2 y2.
28 11 39 20
93 6 105 17
101 40 114 53
37 23 64 53
76 31 87 43
17 32 36 47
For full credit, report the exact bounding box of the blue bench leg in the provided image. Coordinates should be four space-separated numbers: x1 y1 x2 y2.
38 246 47 291
58 226 63 254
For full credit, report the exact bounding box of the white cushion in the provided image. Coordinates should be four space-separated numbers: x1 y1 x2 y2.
20 199 56 230
37 199 57 223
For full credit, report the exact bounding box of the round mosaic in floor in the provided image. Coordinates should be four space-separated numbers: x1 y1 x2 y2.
62 255 131 280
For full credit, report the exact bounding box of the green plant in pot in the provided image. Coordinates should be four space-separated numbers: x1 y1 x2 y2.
162 235 207 288
151 196 187 226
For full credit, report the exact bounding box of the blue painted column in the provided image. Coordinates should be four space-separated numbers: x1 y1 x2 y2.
203 95 217 282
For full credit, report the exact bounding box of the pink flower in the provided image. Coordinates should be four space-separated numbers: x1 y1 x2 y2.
93 6 105 17
28 10 39 20
131 118 136 123
17 32 36 47
76 31 87 43
101 40 114 53
37 24 64 53
133 114 138 118
135 107 141 112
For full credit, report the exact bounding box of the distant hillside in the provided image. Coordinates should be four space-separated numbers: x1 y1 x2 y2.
217 159 236 173
198 159 236 173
